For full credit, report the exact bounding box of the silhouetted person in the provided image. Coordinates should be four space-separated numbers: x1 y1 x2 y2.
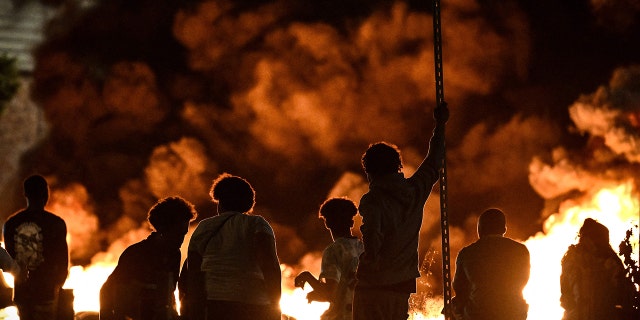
179 173 281 320
295 197 364 320
560 218 636 320
352 103 448 320
451 208 530 320
3 174 69 320
100 196 197 320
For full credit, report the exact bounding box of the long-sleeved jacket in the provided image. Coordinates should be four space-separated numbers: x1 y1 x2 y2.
100 232 180 320
452 235 530 320
356 123 445 288
560 242 635 320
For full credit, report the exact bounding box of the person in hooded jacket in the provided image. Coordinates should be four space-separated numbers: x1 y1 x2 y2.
352 103 448 320
560 218 636 320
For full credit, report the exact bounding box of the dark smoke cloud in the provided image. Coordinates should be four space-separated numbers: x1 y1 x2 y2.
1 0 639 270
530 65 640 202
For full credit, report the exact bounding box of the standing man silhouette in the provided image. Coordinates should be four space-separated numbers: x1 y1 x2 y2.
352 103 448 320
451 208 530 320
3 174 69 320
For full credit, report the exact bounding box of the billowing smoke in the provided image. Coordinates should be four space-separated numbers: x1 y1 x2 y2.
1 0 638 287
529 65 640 208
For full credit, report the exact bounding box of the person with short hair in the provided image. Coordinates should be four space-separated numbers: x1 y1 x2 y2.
179 173 281 320
100 196 198 320
3 174 69 320
352 103 448 320
451 208 530 320
295 197 364 320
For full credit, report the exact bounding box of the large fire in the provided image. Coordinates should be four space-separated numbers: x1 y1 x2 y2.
0 180 636 320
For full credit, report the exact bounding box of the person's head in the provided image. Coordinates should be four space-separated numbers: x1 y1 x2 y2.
148 196 198 248
210 173 255 213
319 197 358 232
361 142 403 178
578 218 609 248
477 208 507 238
23 174 49 208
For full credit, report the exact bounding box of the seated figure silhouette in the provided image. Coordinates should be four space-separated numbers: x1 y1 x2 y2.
451 208 530 320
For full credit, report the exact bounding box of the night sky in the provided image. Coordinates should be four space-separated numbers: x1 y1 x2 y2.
1 0 638 278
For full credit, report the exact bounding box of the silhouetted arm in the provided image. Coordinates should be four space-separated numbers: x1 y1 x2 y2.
358 195 384 270
452 251 470 313
517 247 531 290
51 217 70 287
421 103 449 174
294 271 337 302
99 275 116 320
255 231 282 308
100 250 131 320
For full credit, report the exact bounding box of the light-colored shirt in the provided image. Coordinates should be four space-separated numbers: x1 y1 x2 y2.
188 211 275 304
319 237 363 320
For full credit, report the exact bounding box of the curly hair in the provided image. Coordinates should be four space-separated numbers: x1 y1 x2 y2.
148 196 197 232
209 173 255 213
361 142 403 176
319 197 358 230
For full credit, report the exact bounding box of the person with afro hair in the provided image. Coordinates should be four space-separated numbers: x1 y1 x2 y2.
353 103 449 319
295 197 364 320
179 173 281 320
100 196 197 320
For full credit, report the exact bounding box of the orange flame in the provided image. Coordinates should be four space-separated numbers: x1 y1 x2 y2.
1 181 636 320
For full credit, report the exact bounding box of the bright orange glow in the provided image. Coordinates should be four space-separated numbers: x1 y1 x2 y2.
524 181 639 320
1 182 636 320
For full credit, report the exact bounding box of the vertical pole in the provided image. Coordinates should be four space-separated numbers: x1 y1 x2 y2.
432 0 452 319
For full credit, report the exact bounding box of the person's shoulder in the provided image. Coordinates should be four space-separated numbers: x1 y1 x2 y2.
505 237 528 248
500 237 529 257
5 209 27 222
458 241 476 253
358 190 383 210
45 210 65 221
120 239 150 257
248 213 272 226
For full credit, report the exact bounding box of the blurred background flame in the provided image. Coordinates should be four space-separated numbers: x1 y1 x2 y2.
0 0 639 319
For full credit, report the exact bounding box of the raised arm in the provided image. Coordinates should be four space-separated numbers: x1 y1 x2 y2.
423 102 449 171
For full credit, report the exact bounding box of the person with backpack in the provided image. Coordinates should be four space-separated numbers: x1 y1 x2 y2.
179 173 281 320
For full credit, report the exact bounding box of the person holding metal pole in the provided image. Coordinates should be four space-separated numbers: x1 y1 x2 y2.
352 103 448 320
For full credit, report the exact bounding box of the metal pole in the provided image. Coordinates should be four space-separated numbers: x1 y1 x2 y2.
432 0 452 319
